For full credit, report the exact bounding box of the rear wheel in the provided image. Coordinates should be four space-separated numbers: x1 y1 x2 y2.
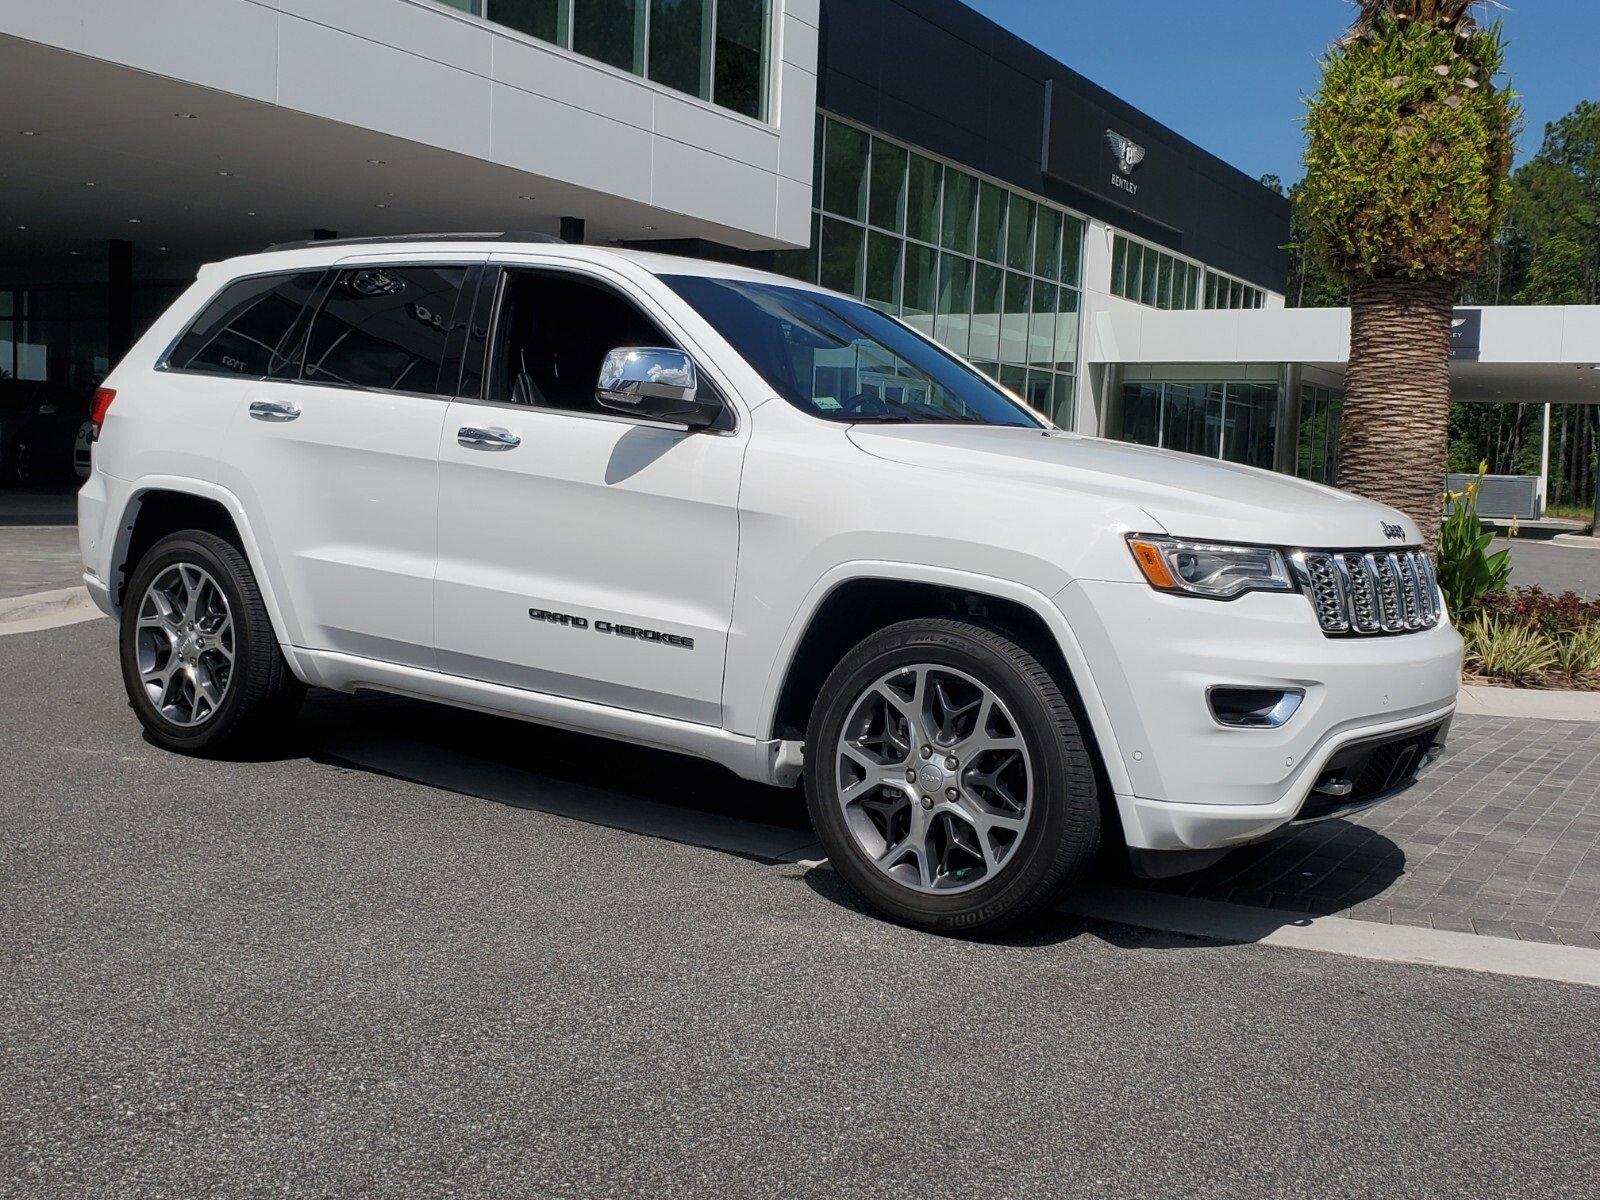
119 531 303 754
805 618 1100 933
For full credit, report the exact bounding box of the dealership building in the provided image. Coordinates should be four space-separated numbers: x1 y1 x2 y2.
5 0 1591 490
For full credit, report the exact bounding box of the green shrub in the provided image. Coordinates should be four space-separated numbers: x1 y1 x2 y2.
1554 625 1600 681
1437 465 1511 616
1462 615 1558 682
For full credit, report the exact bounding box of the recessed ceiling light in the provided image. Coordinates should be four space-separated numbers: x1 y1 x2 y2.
158 246 169 252
85 181 96 187
69 250 80 256
246 211 257 216
217 170 231 177
20 130 37 136
642 224 657 230
128 218 141 224
376 203 388 209
174 112 196 119
16 225 26 230
367 158 386 165
519 194 536 201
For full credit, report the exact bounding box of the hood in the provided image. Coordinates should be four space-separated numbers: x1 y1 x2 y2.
846 425 1421 549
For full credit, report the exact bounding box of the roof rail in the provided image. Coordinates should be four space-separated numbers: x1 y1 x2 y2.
264 231 566 252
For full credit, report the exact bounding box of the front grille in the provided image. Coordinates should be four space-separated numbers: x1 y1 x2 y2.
1291 548 1442 637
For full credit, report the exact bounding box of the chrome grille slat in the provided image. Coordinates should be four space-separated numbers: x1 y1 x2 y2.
1293 548 1441 637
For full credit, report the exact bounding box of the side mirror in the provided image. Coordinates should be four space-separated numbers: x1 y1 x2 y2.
596 347 720 429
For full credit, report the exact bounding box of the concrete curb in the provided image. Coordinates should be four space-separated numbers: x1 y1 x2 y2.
0 586 107 636
1550 533 1600 548
1457 683 1600 723
1061 887 1600 989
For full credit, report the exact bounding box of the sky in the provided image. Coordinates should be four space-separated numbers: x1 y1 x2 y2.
961 0 1600 186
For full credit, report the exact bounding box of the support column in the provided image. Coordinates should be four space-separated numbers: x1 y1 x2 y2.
107 239 134 366
559 216 585 245
1537 401 1552 517
312 228 339 241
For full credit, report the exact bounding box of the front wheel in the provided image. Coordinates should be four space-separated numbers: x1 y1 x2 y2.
119 530 303 754
805 619 1101 934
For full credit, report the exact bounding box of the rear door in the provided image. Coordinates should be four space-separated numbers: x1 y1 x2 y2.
432 260 747 724
214 257 482 669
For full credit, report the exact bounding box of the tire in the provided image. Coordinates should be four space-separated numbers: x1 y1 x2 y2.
119 530 304 754
805 618 1100 934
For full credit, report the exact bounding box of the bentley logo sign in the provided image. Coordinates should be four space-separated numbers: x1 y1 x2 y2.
1105 130 1145 195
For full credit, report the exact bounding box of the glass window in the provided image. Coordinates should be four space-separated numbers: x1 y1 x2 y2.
1033 207 1062 281
648 0 707 98
969 263 1003 364
1222 382 1277 469
713 0 767 119
1054 286 1079 372
1024 370 1053 416
864 231 902 313
1119 383 1162 447
1140 251 1160 307
821 118 868 221
1157 254 1174 310
662 275 1042 426
935 254 973 356
818 216 864 296
1005 195 1034 272
976 182 1006 265
1028 280 1056 370
905 153 940 244
1051 372 1075 429
486 0 563 43
1110 237 1127 296
868 139 908 233
304 266 467 393
1061 216 1084 286
999 273 1030 367
940 169 977 256
901 243 938 324
166 271 324 379
571 0 642 72
487 269 674 411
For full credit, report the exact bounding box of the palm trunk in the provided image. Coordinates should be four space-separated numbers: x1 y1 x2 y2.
1337 275 1455 551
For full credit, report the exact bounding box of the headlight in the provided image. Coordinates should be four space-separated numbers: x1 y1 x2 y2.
1126 535 1293 599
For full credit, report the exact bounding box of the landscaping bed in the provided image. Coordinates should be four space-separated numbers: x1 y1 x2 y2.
1460 587 1600 691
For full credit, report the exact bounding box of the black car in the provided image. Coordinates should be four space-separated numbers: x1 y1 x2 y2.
0 380 92 485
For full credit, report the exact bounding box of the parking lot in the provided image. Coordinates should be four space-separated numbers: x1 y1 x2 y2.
3 567 1600 1195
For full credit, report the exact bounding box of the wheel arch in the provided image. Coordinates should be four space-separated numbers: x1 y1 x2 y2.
763 565 1133 806
108 479 302 674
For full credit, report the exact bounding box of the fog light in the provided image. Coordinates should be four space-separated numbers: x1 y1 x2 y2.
1208 687 1304 729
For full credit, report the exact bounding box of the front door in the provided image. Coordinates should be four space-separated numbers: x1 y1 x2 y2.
433 264 745 725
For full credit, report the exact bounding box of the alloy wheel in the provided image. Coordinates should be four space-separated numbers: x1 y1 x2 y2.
134 562 235 728
834 663 1034 894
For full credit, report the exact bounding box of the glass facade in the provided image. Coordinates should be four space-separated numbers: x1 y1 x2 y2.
1117 380 1278 470
438 0 768 119
779 114 1086 429
1110 234 1264 310
1296 383 1344 485
0 284 182 392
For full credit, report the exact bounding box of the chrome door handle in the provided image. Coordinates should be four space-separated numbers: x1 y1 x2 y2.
457 425 521 450
248 399 301 422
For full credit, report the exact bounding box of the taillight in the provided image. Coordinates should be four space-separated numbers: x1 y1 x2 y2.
90 387 116 430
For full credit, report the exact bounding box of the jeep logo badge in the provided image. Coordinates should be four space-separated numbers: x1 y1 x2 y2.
1382 522 1406 541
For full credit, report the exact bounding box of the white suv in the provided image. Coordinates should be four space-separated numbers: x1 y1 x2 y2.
79 235 1462 931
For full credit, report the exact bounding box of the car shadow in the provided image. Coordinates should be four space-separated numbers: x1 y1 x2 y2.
228 687 1411 948
282 688 823 864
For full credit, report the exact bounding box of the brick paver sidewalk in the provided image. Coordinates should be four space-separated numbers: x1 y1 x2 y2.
1152 714 1600 947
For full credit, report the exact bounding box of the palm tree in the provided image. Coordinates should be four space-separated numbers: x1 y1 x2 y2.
1302 0 1518 549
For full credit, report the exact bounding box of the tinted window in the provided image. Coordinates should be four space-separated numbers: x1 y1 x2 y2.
303 266 468 394
166 271 323 378
662 275 1039 427
489 270 675 413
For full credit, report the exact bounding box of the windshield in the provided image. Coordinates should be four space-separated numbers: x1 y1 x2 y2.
662 275 1041 427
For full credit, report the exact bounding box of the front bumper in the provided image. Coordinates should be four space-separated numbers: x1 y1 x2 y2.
1057 579 1463 852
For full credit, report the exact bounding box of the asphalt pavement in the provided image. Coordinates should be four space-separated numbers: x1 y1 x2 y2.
3 619 1598 1199
1495 536 1600 599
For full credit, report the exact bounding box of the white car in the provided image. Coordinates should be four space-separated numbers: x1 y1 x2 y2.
78 235 1462 931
